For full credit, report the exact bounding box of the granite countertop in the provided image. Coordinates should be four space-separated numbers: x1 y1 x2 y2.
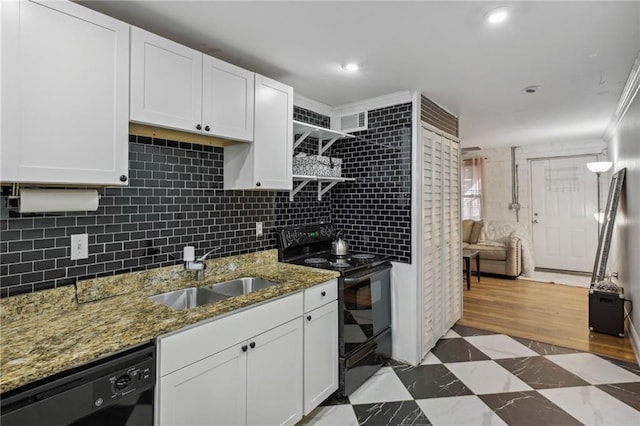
0 250 339 394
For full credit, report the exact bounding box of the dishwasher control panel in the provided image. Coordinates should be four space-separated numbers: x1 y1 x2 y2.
92 356 155 407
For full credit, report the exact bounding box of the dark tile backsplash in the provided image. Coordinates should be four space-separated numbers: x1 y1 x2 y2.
294 106 331 128
330 103 413 262
1 137 279 297
0 104 412 296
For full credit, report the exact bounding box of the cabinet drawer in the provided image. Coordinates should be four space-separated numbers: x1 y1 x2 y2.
159 291 303 376
304 280 337 313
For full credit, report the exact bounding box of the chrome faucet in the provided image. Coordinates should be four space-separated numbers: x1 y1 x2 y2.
184 247 219 281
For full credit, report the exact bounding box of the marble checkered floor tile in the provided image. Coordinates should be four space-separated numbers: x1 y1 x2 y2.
299 325 640 426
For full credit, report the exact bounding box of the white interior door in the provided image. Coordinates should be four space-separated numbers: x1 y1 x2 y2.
530 156 598 272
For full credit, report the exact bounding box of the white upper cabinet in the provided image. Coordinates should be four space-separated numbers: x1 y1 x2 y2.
0 0 129 186
130 27 254 142
224 75 293 190
130 27 203 133
254 75 293 189
202 56 254 141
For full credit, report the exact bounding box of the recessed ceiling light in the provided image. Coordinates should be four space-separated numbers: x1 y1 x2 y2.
342 63 360 72
485 7 509 25
523 85 541 94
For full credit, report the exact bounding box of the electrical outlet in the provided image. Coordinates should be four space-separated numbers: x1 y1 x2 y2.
256 222 263 237
70 233 89 260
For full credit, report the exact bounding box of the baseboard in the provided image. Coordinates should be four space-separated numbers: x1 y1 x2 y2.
628 320 640 366
534 267 590 277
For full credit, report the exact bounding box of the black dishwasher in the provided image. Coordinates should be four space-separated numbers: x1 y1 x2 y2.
1 342 155 426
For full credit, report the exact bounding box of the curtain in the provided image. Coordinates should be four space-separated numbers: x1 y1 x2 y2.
461 158 484 220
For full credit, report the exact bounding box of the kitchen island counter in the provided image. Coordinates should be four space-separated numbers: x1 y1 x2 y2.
0 250 338 393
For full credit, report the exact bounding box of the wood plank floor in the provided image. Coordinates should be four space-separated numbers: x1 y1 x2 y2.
457 275 637 363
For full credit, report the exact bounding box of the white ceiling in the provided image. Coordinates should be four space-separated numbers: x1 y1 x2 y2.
77 1 640 149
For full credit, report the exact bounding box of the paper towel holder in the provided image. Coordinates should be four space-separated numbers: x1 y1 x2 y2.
5 184 101 214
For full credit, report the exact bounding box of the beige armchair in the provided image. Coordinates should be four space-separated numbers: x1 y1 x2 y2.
462 220 522 278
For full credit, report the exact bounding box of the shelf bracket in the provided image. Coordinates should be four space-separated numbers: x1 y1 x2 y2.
319 137 340 155
290 178 313 201
294 130 313 150
318 180 339 200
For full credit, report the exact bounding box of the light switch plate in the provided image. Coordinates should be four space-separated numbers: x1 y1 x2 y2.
256 222 263 237
71 233 89 260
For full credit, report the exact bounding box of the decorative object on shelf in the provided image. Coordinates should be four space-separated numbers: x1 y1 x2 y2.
293 154 342 178
290 120 356 201
586 161 613 234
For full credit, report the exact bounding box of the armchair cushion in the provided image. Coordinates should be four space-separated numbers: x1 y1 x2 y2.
465 242 507 261
469 221 483 244
462 220 474 243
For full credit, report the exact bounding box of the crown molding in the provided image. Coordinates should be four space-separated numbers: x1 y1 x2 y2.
331 91 413 117
604 50 640 141
293 93 333 117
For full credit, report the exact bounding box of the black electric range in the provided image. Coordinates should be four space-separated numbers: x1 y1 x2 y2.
277 224 389 274
278 223 392 396
284 250 389 275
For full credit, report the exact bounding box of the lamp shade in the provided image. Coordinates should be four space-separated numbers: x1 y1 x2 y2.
587 161 613 173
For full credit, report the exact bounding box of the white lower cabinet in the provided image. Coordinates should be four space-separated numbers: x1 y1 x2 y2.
246 318 303 426
159 343 247 426
156 280 338 426
303 300 339 415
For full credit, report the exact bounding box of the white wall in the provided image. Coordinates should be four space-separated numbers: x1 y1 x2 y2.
608 79 640 363
464 139 608 227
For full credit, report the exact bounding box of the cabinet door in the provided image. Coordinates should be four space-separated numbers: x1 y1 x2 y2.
253 74 293 189
0 0 129 186
158 344 247 426
202 56 254 142
304 300 339 415
130 27 203 134
247 318 303 426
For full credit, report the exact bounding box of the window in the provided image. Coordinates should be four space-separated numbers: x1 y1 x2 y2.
461 158 484 220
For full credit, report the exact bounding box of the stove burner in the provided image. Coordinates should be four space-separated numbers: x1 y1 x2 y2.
305 257 328 264
352 254 375 260
330 260 351 268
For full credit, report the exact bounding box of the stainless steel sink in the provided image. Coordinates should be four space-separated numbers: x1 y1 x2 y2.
201 277 280 297
148 287 230 310
148 277 280 310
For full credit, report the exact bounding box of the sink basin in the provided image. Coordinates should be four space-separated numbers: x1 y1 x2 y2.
148 287 230 310
148 278 280 310
201 277 280 297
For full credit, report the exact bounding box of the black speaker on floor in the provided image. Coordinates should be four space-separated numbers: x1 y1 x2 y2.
589 287 625 337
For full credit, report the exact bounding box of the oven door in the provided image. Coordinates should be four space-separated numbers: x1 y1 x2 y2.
339 263 392 357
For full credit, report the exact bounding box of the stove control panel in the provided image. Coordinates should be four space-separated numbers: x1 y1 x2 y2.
279 224 336 248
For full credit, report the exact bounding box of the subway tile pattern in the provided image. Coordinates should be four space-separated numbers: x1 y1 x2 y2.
295 106 331 128
0 104 412 296
330 103 413 263
0 137 278 297
274 106 333 228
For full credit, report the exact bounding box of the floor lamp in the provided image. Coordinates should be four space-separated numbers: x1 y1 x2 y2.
586 161 613 237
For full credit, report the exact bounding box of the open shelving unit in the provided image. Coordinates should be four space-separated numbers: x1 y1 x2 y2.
290 121 356 201
290 175 356 201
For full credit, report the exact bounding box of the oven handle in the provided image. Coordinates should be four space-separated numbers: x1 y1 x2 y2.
343 265 391 286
